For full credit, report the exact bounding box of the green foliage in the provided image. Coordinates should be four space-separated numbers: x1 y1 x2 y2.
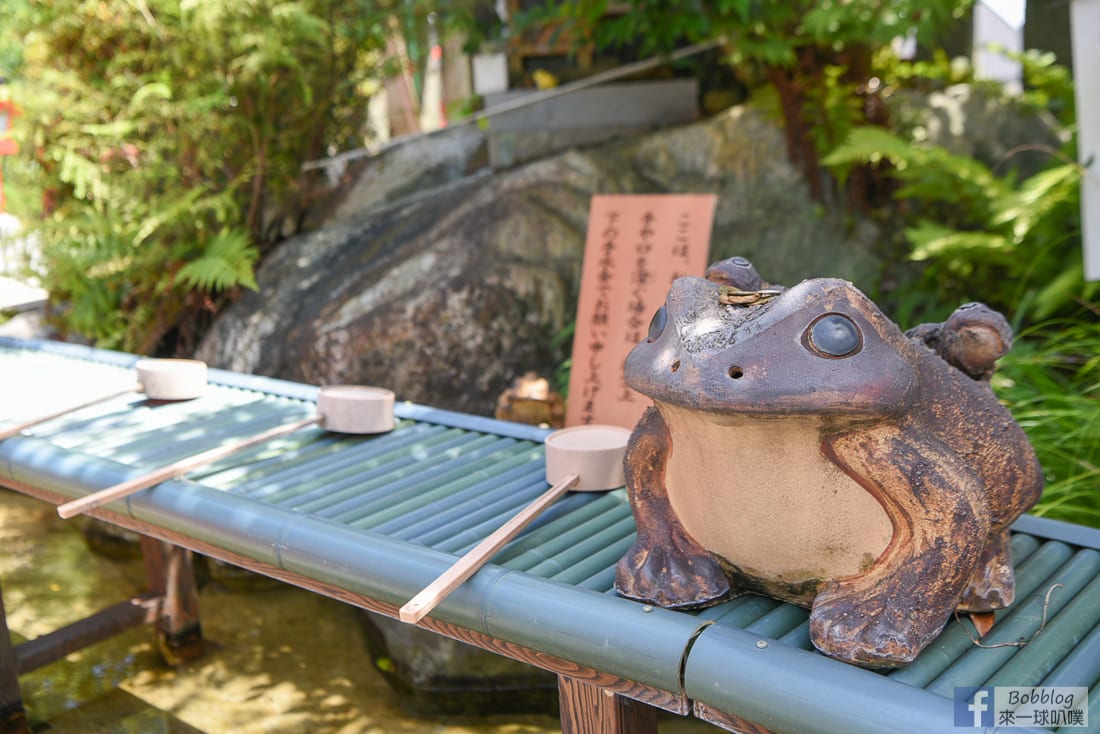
824 50 1099 527
517 0 973 199
435 0 506 54
995 319 1100 527
1013 49 1075 126
10 0 393 353
824 109 1091 324
0 0 32 77
530 0 969 65
549 320 576 399
178 229 259 292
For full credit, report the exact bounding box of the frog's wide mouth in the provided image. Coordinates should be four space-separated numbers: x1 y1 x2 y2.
649 390 911 421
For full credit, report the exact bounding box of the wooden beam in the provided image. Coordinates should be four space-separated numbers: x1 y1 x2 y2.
14 596 159 674
0 581 29 734
694 701 776 734
557 675 658 734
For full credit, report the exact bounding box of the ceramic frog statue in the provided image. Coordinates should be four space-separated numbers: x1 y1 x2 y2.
614 256 1043 668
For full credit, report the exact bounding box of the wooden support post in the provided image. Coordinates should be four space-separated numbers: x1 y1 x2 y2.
14 596 158 674
140 537 204 666
557 675 658 734
0 581 29 734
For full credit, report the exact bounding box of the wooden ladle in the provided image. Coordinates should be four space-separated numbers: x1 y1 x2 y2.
56 385 395 519
0 358 208 441
399 424 631 624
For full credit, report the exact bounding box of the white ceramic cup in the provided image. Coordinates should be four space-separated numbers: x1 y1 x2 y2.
135 359 208 401
544 424 631 491
318 385 396 434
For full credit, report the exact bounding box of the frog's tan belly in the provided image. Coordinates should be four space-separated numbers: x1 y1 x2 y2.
659 404 893 592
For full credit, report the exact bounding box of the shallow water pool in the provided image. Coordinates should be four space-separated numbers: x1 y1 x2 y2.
1 489 716 733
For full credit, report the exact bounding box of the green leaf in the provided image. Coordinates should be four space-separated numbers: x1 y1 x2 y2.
905 222 1009 261
128 82 173 111
822 126 917 168
14 0 392 349
177 229 259 292
1030 262 1084 321
991 163 1080 241
734 36 796 67
132 186 208 246
79 119 138 138
271 2 329 38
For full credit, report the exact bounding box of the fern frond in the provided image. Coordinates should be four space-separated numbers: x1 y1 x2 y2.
177 229 259 292
905 221 1010 261
822 126 916 168
991 163 1080 240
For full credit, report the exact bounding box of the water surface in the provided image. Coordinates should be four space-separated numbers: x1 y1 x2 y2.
1 489 716 733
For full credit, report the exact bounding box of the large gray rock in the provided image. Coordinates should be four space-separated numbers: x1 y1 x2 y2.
322 122 490 227
888 84 1064 180
358 611 557 716
196 105 881 416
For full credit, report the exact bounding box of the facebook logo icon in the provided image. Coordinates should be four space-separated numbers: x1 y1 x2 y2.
955 687 994 727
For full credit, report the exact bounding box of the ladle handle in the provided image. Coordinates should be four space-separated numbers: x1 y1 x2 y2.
399 473 580 624
0 386 138 441
57 415 321 519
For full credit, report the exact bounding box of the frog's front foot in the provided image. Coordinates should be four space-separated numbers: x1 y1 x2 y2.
615 539 730 609
809 582 950 668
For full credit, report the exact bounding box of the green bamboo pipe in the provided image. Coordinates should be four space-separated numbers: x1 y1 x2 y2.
890 536 1069 687
987 572 1100 687
927 548 1100 695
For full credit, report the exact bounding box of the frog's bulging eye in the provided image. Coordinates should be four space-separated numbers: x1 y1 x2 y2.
806 313 862 358
647 306 668 342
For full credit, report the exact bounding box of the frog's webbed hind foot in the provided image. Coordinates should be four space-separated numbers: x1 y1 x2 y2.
958 529 1015 611
809 544 982 669
811 429 990 668
616 532 731 609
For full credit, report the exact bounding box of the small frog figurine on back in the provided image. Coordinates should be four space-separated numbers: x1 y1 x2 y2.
614 256 1043 668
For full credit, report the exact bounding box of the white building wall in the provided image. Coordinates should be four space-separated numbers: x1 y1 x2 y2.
975 1 1024 93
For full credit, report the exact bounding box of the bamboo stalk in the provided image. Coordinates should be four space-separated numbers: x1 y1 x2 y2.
56 415 321 519
541 522 637 584
376 465 543 537
402 472 549 546
399 473 579 624
500 495 628 569
225 423 440 495
341 441 531 525
0 387 137 441
281 431 488 513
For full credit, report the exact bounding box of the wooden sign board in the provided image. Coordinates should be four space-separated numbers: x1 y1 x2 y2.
565 194 716 429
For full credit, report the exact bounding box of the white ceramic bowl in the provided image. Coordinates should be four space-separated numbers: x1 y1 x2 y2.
545 424 631 491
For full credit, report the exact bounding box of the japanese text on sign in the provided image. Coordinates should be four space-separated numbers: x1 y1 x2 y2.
566 194 716 429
